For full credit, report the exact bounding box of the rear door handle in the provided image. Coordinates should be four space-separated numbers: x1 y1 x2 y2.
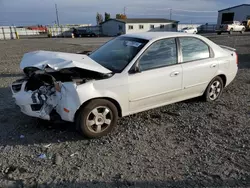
170 71 180 77
210 64 217 68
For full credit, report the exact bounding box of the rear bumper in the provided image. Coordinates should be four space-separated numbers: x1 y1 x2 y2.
225 70 238 87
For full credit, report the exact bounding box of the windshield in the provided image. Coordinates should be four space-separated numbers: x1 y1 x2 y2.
223 21 233 24
89 37 148 73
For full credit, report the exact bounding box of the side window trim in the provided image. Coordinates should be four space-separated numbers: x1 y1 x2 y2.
129 37 179 73
176 38 183 63
177 36 214 64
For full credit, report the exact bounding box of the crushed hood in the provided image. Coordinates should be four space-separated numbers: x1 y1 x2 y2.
20 51 112 74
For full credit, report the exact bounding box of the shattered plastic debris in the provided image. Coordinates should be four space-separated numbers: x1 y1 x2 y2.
70 152 80 157
43 144 52 148
38 154 47 159
20 135 25 139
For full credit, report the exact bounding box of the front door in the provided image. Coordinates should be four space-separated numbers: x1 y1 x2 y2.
128 38 183 113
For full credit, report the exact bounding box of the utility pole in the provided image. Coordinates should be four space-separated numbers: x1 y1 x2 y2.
170 9 172 20
55 4 60 26
124 6 126 15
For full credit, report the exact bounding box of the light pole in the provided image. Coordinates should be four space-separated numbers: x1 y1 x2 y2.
55 4 60 26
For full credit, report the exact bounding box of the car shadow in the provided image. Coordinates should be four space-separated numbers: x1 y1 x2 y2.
0 83 204 147
0 86 85 147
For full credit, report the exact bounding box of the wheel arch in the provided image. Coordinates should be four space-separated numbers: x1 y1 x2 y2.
74 97 122 122
203 74 227 96
217 74 227 87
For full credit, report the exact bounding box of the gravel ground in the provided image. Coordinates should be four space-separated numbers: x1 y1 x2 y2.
0 35 249 188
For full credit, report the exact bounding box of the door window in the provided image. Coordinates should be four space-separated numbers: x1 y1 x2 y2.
139 38 177 71
179 37 210 62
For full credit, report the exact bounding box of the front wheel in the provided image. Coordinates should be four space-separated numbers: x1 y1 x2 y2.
203 76 224 102
76 99 118 138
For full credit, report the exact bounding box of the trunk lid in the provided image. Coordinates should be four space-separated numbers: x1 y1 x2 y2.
20 51 112 74
219 45 236 52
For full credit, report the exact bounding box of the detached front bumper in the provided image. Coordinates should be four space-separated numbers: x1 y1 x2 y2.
11 79 55 120
10 79 80 122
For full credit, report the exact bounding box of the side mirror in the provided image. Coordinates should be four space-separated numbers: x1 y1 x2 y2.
129 62 141 74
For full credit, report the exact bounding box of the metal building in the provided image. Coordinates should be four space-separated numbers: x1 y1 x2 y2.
217 4 250 25
101 18 178 37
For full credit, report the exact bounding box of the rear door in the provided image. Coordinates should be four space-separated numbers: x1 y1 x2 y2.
178 37 219 98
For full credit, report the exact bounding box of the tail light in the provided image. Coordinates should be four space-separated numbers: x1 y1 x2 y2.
235 52 238 65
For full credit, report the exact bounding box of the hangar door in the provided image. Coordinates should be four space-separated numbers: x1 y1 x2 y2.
221 13 235 24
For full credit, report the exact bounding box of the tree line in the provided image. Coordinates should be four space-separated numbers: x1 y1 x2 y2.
96 12 127 25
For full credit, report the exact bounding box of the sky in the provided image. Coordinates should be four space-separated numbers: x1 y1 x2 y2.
0 0 250 26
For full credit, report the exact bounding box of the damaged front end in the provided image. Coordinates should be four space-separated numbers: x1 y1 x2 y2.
11 66 112 122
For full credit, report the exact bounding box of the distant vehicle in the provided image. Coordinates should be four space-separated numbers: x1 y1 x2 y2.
72 28 97 37
11 32 238 138
27 26 47 33
216 21 245 35
180 27 198 34
242 20 250 31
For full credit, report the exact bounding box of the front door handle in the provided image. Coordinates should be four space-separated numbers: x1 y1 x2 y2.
210 64 217 68
170 71 180 77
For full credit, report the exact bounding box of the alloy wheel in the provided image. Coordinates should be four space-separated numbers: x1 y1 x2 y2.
86 106 112 133
209 80 222 101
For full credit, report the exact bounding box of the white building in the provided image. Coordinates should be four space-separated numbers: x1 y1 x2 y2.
217 4 250 25
101 18 179 36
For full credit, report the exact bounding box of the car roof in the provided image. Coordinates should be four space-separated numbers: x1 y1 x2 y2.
122 32 197 40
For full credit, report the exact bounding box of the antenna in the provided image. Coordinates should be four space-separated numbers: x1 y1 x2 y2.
55 4 60 26
124 7 126 15
170 9 172 20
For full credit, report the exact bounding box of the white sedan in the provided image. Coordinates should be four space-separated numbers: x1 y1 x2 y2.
181 27 198 34
11 32 238 138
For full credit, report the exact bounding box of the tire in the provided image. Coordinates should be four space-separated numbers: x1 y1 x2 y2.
217 32 222 35
240 28 245 34
229 29 233 35
76 99 118 138
203 76 224 102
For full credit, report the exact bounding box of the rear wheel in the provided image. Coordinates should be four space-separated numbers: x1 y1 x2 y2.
76 99 118 138
217 32 222 35
203 76 224 102
240 28 245 34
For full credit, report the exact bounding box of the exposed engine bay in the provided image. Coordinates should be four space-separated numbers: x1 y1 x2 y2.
11 66 112 121
23 66 111 90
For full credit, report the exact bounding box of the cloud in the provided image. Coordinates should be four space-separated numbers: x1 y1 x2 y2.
0 0 248 25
